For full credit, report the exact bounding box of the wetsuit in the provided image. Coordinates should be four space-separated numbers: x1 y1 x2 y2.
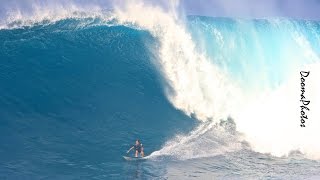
134 144 143 153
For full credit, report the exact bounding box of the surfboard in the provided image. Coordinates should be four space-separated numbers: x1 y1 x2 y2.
123 156 147 161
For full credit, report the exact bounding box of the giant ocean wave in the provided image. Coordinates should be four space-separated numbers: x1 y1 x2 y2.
1 0 320 178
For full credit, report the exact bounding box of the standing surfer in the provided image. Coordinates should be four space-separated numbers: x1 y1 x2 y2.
127 139 144 157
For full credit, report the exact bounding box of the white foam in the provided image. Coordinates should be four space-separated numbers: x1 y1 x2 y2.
115 0 240 122
114 1 320 160
2 0 320 160
0 1 106 29
114 0 243 160
149 120 245 160
235 63 320 159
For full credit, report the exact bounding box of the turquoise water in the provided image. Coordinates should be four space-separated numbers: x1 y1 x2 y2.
1 15 320 179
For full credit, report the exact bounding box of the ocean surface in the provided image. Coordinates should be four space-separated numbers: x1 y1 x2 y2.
1 3 320 179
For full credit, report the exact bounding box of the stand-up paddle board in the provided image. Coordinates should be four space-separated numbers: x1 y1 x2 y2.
123 156 148 161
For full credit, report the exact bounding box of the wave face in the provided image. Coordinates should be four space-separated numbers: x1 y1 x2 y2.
0 18 197 178
1 1 320 179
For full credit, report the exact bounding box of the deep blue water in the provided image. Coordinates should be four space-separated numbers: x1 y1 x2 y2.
1 16 320 179
0 21 197 179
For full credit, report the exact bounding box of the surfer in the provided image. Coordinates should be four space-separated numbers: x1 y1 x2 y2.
127 139 144 157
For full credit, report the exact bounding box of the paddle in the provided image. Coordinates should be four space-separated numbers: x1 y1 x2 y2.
127 146 134 154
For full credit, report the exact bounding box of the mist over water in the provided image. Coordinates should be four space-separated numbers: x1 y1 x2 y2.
114 1 320 160
1 0 320 179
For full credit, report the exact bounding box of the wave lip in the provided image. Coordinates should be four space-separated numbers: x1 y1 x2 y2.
1 0 320 161
0 1 116 30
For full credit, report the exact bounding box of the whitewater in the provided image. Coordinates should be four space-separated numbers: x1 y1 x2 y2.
1 0 320 179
